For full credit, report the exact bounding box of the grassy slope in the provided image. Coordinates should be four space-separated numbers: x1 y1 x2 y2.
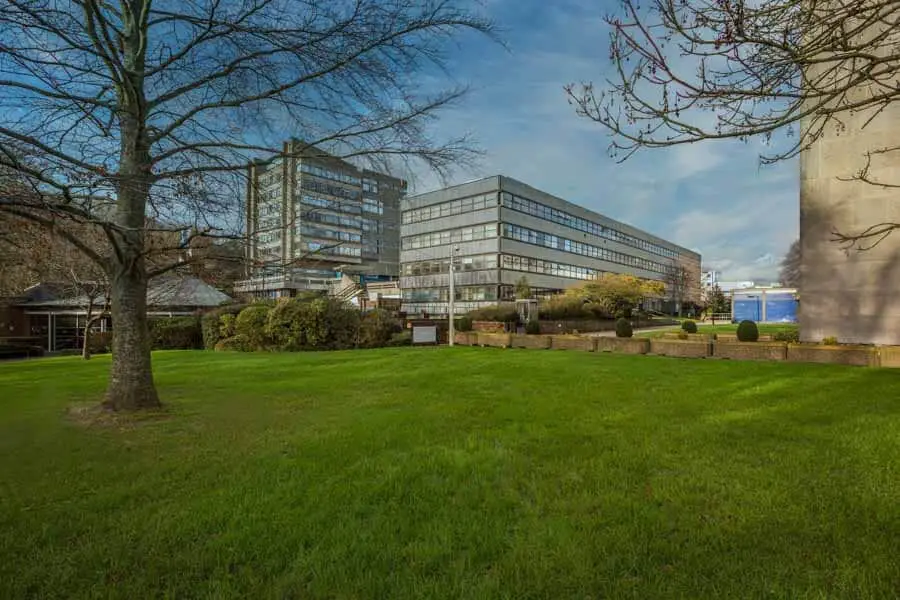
1 349 898 599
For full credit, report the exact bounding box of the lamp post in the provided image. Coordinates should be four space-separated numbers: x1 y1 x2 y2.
448 244 458 346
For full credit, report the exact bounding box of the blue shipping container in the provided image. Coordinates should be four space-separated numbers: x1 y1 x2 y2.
765 293 798 323
733 291 797 323
733 295 762 322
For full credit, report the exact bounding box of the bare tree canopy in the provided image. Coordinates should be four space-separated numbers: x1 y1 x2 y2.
0 0 494 410
564 0 900 246
779 238 801 288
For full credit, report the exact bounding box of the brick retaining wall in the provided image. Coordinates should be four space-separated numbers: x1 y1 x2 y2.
596 337 650 354
786 344 879 367
549 336 596 352
714 341 787 361
650 339 711 358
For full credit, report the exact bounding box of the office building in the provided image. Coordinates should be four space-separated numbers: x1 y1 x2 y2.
400 176 701 315
235 140 406 298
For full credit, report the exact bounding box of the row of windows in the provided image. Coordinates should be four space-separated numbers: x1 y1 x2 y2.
363 198 384 215
299 161 362 186
258 216 281 231
362 179 379 194
258 163 283 188
501 192 680 260
402 285 499 302
303 242 361 257
402 193 497 224
361 218 383 233
300 177 360 200
403 302 491 316
298 194 362 215
401 224 497 250
297 226 361 244
501 254 601 281
302 210 361 230
502 223 668 274
259 201 281 217
259 230 282 244
401 253 498 277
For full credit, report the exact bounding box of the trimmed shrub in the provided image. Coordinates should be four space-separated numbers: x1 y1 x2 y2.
615 308 634 320
736 320 759 342
300 298 360 350
214 334 250 352
265 299 309 351
468 304 519 324
235 305 273 350
681 320 698 334
457 315 473 332
387 331 412 347
201 304 244 350
539 295 592 320
151 316 203 350
773 330 800 343
525 319 541 335
822 336 838 346
615 318 633 338
359 309 402 349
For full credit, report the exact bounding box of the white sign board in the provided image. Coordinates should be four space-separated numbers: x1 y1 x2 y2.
412 325 437 345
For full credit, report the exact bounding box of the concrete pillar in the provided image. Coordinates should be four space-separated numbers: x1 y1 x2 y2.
799 12 900 344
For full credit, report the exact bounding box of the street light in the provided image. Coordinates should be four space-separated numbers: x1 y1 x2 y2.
448 244 459 346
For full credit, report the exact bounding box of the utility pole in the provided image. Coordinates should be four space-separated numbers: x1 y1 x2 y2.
448 244 458 346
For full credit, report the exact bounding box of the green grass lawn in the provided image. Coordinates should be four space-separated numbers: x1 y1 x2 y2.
639 323 800 338
1 349 898 599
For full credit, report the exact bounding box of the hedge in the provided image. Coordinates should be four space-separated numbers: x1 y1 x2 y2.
150 316 202 350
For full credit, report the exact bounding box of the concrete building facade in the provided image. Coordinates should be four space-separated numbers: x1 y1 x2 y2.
400 176 701 315
236 140 406 298
799 16 900 344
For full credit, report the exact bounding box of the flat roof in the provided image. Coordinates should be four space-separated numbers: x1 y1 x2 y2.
405 175 698 259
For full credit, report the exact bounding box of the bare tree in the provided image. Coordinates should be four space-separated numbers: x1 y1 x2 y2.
0 210 111 357
664 262 697 316
564 0 900 248
779 238 801 288
0 0 494 410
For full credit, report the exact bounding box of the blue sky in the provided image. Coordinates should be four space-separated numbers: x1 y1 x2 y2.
410 0 799 282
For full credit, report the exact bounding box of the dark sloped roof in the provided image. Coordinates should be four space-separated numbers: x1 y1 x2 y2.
16 277 231 309
146 277 232 307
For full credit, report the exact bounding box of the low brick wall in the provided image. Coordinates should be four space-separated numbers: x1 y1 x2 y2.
787 344 879 367
511 334 552 349
714 341 787 361
473 321 506 333
478 333 512 348
662 332 714 341
596 337 650 354
878 346 900 368
453 332 478 346
549 335 596 352
650 339 711 358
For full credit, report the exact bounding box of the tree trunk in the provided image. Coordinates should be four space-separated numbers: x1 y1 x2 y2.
102 5 159 410
82 300 93 361
103 267 160 410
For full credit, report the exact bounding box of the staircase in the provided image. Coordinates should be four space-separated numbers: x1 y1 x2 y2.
329 274 363 304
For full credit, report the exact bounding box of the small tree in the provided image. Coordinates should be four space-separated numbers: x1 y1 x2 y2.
708 285 729 315
514 276 532 300
568 273 662 318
